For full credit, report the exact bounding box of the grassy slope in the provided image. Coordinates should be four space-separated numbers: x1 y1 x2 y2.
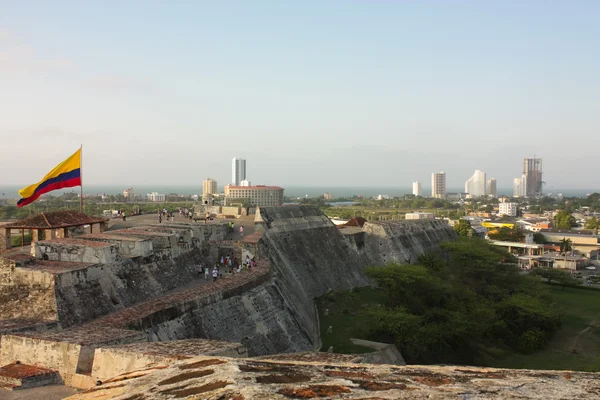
317 285 600 371
487 285 600 372
317 287 387 354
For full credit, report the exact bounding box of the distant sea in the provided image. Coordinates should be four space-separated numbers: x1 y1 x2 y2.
0 185 598 200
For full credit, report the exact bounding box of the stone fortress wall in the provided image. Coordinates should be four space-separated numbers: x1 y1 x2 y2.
0 206 458 390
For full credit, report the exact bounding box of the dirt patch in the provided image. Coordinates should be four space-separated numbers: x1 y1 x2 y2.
354 380 408 391
159 380 231 398
454 369 506 379
157 369 215 386
82 383 126 393
413 376 453 386
178 359 226 369
239 362 293 374
278 384 352 398
324 370 375 380
256 373 312 384
121 394 146 400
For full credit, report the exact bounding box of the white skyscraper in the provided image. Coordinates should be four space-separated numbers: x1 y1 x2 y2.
465 170 486 197
513 175 526 197
231 158 247 186
412 181 422 196
431 172 446 199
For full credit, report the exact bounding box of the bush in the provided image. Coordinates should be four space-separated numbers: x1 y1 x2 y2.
517 329 547 354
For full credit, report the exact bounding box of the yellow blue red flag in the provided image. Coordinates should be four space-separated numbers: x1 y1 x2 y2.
17 149 82 207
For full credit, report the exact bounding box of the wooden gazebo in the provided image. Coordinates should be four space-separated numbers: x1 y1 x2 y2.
0 211 109 251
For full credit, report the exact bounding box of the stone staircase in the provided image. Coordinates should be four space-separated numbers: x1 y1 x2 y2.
0 362 60 390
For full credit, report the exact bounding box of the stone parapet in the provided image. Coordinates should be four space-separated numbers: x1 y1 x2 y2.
32 239 119 264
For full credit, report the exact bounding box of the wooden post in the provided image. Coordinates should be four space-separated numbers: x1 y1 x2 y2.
21 229 25 247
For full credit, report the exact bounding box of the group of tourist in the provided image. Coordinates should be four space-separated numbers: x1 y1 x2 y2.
196 254 256 283
157 208 194 224
179 208 194 220
227 221 244 236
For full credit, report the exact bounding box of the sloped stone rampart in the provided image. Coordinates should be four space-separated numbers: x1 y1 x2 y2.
361 219 457 265
258 206 370 351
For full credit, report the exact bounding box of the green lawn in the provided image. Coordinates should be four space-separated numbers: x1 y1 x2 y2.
317 285 600 371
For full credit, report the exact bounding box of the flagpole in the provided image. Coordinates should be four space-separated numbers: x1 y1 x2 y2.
80 144 83 213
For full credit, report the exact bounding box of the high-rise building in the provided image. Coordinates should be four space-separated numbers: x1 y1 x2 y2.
431 172 446 199
465 170 486 197
123 187 135 201
523 158 543 197
203 178 217 195
412 181 421 196
487 178 497 197
231 158 247 186
513 175 526 197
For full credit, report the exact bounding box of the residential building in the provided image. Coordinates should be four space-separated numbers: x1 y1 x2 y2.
324 193 335 200
147 192 166 202
523 158 543 197
431 172 446 199
465 170 486 197
203 178 217 195
123 187 135 201
224 185 284 207
231 157 247 186
487 178 497 197
498 201 519 217
513 175 526 197
412 181 421 196
405 212 434 220
376 194 390 200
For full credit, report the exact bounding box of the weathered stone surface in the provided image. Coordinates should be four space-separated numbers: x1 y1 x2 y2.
360 219 457 265
65 356 600 399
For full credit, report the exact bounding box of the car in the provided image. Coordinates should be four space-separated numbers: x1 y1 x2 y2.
586 266 597 270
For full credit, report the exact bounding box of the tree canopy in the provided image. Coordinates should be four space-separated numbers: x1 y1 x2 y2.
554 210 576 230
453 219 473 237
364 238 560 364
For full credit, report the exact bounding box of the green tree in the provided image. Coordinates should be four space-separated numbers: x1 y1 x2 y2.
487 227 524 242
453 219 473 237
559 238 573 254
553 210 576 230
530 267 580 288
584 217 600 230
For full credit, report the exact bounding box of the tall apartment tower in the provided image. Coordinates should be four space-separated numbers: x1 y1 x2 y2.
203 178 217 195
431 172 446 199
487 178 497 197
465 170 486 197
513 175 526 197
412 181 422 196
231 158 247 186
523 158 543 197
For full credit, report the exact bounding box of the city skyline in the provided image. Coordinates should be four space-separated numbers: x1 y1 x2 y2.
1 2 599 189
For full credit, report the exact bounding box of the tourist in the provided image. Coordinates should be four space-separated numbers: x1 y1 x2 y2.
246 255 250 266
220 255 224 265
159 214 162 223
237 264 242 273
204 265 210 280
239 225 244 236
197 263 203 277
122 212 126 222
212 267 219 282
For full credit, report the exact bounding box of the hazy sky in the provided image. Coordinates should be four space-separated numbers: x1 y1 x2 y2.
1 1 598 190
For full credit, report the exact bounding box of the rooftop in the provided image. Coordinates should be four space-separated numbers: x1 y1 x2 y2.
227 185 285 190
3 211 108 230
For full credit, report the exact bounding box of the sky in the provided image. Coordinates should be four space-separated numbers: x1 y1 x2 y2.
1 1 599 190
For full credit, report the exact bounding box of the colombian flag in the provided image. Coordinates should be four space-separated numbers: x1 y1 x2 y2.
17 149 82 207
